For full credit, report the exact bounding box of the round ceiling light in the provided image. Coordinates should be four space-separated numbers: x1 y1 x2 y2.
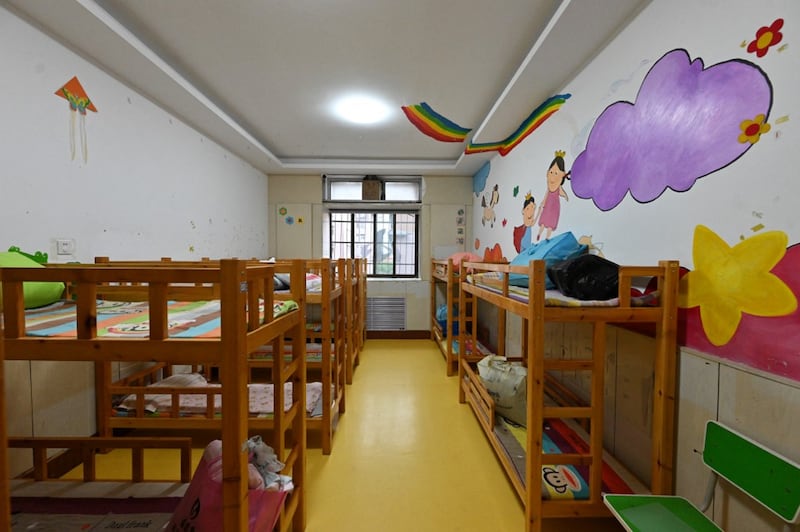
332 94 392 125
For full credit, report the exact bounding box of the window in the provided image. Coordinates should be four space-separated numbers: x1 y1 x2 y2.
329 211 418 277
323 175 421 278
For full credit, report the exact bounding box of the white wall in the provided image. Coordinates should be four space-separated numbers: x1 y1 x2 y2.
0 7 269 262
0 6 270 477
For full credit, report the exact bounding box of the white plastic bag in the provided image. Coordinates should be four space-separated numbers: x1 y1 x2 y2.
477 355 528 427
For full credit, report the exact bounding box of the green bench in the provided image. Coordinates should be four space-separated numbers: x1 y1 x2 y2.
604 420 800 531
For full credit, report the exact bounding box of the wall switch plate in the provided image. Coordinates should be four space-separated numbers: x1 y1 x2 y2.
56 238 75 255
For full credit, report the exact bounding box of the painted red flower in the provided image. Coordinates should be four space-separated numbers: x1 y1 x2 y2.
747 18 783 58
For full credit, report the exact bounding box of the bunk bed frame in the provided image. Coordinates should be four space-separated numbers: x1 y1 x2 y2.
344 258 366 384
295 258 347 455
0 259 307 531
457 259 679 532
430 258 484 376
88 256 345 456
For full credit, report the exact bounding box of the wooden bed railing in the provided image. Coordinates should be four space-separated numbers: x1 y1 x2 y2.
9 436 193 483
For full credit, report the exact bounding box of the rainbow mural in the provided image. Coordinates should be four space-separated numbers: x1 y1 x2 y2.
401 102 472 143
465 93 571 156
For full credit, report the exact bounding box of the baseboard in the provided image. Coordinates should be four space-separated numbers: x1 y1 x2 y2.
366 330 431 340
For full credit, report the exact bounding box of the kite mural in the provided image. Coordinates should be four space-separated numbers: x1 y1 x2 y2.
679 225 800 381
401 102 471 142
464 94 572 156
570 49 773 211
55 76 97 163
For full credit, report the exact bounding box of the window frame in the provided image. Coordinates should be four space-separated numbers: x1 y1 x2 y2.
323 174 422 203
322 174 422 279
327 209 420 278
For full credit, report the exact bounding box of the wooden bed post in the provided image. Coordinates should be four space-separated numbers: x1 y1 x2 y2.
219 259 250 531
651 260 680 494
457 261 467 403
289 259 308 532
0 306 10 531
589 321 607 503
526 260 546 532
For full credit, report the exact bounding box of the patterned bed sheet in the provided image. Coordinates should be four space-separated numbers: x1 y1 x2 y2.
21 298 298 338
115 378 326 418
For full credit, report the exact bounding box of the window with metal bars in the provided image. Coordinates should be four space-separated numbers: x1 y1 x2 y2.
328 211 418 278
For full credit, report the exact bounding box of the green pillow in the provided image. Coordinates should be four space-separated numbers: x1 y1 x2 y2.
0 251 65 309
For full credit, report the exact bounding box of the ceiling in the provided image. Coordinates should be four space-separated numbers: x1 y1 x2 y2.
5 0 650 177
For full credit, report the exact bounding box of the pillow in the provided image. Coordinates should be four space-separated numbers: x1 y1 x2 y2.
448 252 482 268
273 276 289 290
0 251 65 309
507 231 587 289
149 372 208 388
305 272 322 292
275 273 291 289
117 372 209 412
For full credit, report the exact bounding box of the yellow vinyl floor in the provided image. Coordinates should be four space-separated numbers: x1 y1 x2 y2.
63 339 624 531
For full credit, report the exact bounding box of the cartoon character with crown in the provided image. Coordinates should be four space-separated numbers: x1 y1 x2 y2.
512 191 536 253
535 150 570 241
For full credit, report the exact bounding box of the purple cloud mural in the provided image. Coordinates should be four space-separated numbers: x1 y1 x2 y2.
571 49 773 211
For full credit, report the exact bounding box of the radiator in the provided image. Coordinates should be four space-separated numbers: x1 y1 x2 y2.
365 297 406 330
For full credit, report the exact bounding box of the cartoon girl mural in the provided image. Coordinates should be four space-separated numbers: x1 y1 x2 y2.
512 192 536 253
536 150 570 241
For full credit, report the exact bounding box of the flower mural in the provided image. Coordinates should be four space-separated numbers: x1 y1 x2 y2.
738 114 771 144
747 18 784 58
679 225 797 346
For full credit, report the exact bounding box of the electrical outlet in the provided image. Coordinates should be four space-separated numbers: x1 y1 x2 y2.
56 238 75 255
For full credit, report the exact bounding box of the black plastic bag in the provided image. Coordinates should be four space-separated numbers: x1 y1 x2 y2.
547 254 620 300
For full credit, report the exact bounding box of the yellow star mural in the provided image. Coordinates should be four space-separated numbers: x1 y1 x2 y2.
679 225 797 346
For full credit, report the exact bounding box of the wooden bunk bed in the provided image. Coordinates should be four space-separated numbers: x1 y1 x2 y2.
344 258 367 384
88 256 345 456
293 258 346 455
1 259 307 531
430 258 488 376
262 258 347 455
457 258 679 532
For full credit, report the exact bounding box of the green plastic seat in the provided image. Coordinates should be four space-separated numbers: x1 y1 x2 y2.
604 420 800 531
